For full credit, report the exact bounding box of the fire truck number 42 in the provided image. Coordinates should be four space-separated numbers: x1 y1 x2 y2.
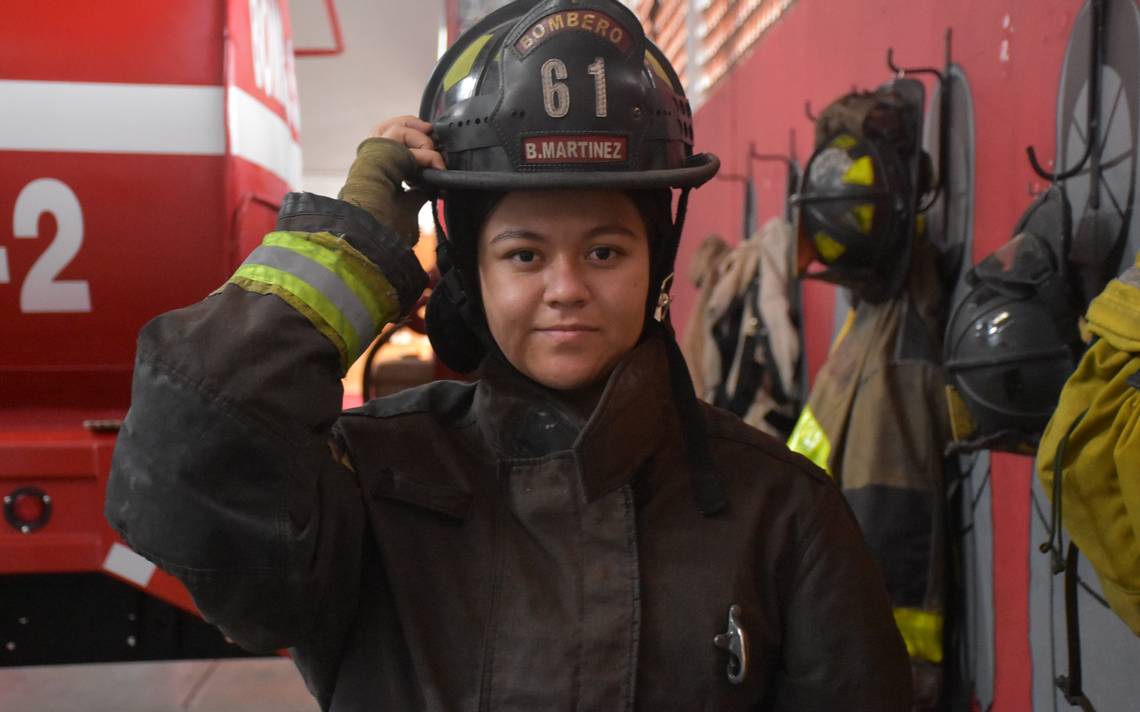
1 178 91 313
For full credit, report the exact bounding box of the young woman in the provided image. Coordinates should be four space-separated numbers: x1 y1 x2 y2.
105 1 911 709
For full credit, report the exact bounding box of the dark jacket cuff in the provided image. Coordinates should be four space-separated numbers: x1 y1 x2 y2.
275 192 428 315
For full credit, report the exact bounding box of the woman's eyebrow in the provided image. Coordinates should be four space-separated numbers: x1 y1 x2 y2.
585 224 640 240
489 228 544 245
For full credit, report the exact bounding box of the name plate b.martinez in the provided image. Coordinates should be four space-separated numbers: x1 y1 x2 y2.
522 134 629 164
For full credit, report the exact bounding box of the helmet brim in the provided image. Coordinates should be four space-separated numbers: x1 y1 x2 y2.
418 153 720 192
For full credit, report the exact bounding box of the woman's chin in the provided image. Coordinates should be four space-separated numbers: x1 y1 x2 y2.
523 358 609 393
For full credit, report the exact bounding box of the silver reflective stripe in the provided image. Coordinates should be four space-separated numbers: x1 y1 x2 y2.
244 245 375 343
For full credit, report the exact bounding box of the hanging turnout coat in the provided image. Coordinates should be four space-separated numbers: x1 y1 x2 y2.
104 193 911 711
787 237 952 708
685 217 802 439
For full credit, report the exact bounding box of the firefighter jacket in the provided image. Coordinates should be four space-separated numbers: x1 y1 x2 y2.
685 218 801 439
681 232 730 398
787 237 951 708
105 193 912 712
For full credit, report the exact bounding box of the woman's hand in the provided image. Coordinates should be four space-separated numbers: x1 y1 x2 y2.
338 116 445 247
370 115 445 171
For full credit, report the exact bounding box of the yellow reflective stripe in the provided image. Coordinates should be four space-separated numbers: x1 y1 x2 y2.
842 155 875 186
645 51 676 92
444 33 494 91
893 607 944 664
830 134 857 150
231 263 361 370
787 405 832 474
830 308 856 354
813 231 846 262
945 384 978 444
851 203 874 234
262 231 398 329
229 275 350 368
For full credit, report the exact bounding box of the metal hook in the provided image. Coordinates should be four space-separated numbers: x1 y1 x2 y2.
1024 0 1104 183
749 148 793 167
885 47 945 82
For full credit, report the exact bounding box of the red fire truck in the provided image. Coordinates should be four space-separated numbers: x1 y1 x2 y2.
1 0 309 664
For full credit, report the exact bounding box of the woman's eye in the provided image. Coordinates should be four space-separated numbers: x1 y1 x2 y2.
509 250 538 264
590 246 618 261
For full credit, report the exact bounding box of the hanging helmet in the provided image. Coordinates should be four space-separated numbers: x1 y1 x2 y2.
795 133 912 301
792 80 926 304
418 0 717 192
943 188 1084 453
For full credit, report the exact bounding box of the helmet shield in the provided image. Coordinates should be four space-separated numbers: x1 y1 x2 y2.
793 79 926 303
972 232 1059 291
418 0 717 191
796 133 909 296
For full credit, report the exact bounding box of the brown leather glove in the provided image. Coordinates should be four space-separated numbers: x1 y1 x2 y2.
338 137 429 247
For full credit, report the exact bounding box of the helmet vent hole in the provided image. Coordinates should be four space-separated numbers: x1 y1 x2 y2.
474 118 481 125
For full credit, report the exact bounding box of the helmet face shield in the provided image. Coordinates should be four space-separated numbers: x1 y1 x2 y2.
418 0 718 192
972 232 1058 291
795 132 911 300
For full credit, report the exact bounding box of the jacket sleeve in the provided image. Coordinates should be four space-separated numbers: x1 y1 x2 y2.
104 192 428 653
774 482 914 711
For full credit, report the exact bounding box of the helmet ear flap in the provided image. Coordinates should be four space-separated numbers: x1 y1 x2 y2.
426 269 486 373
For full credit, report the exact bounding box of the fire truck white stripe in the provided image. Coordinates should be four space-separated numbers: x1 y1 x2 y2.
0 81 303 190
227 86 303 189
102 542 157 588
0 80 226 155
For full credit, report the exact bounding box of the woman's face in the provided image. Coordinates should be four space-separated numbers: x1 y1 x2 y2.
478 189 651 392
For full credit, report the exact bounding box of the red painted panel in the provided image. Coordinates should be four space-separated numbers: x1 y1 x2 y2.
0 153 227 409
990 452 1035 711
0 0 224 86
226 0 302 140
0 0 296 621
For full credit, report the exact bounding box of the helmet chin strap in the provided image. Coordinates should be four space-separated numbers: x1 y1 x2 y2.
651 187 729 516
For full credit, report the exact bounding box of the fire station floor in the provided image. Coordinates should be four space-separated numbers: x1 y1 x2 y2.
0 657 319 711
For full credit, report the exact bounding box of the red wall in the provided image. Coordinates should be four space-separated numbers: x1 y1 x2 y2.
681 1 1086 708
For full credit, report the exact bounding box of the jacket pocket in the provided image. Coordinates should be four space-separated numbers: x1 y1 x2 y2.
366 467 472 522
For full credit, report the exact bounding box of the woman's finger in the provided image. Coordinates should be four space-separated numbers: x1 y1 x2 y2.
409 148 446 171
379 124 436 152
370 115 433 139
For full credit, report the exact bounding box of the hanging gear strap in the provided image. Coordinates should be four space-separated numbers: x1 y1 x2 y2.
1058 542 1098 712
1040 407 1097 712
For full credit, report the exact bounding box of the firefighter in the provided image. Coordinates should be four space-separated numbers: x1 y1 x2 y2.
105 0 910 709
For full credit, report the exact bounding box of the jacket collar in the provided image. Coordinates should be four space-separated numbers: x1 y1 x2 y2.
474 334 676 502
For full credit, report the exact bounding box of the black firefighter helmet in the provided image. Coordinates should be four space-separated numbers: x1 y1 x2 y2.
943 187 1084 454
793 80 927 304
419 0 716 191
414 0 727 514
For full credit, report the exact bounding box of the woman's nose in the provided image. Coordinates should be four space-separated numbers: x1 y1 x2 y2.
544 257 589 307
